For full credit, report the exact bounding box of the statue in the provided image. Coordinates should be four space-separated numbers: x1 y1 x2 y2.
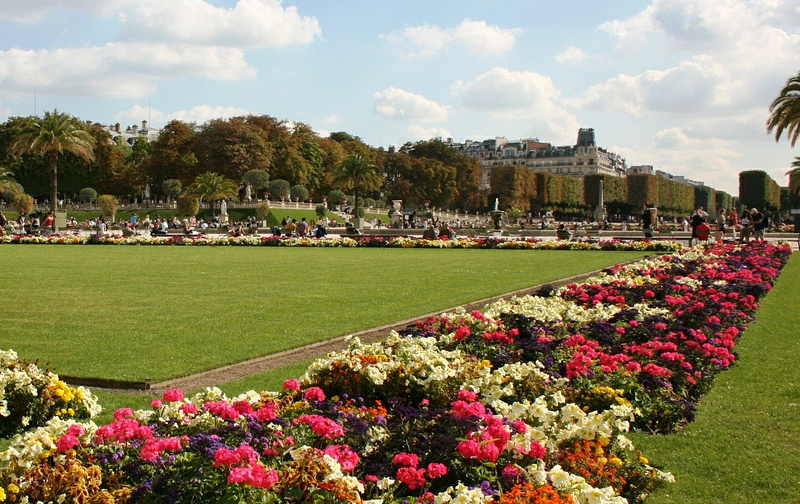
245 184 252 202
219 199 229 224
494 198 499 212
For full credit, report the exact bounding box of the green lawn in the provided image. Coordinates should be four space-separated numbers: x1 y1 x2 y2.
0 246 646 382
630 252 800 503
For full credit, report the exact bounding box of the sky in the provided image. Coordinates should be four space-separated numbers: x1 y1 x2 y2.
1 0 799 195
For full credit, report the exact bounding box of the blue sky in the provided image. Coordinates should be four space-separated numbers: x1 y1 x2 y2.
1 0 799 194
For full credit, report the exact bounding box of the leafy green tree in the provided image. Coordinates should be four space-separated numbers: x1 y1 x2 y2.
327 189 345 208
194 118 273 181
162 179 183 200
79 187 97 203
768 70 800 147
186 172 238 218
290 184 308 202
7 110 96 212
334 154 382 221
143 120 197 192
786 157 800 204
268 179 291 200
241 169 270 194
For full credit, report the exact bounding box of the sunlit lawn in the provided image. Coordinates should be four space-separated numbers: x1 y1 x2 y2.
0 246 647 382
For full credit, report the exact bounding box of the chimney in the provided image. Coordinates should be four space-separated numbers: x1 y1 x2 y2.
115 123 121 133
132 124 138 133
142 120 148 130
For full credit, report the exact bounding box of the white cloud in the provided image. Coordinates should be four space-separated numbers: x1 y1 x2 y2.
405 125 453 143
0 44 255 98
0 0 125 22
555 46 586 63
617 126 743 193
570 56 733 118
382 19 521 58
451 67 579 142
373 87 448 121
113 104 249 127
118 0 321 48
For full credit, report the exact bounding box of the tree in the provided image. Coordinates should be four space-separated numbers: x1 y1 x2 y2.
97 194 119 221
241 169 270 194
786 157 800 205
186 172 238 218
334 154 382 223
290 184 308 202
268 179 291 200
143 120 197 191
79 187 97 203
767 70 800 147
15 193 34 216
177 194 200 216
162 179 183 200
194 118 273 181
7 110 96 212
327 189 345 208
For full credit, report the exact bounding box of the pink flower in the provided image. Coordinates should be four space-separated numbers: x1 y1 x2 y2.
303 386 326 401
113 408 134 421
214 448 239 467
397 467 427 490
163 388 184 402
457 389 478 401
150 399 163 409
180 403 198 415
56 434 79 452
294 414 344 438
393 452 419 467
324 444 360 472
426 463 447 479
283 379 301 391
454 326 471 341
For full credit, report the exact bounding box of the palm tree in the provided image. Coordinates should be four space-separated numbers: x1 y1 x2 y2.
8 110 95 213
186 171 238 218
767 70 800 147
334 154 382 225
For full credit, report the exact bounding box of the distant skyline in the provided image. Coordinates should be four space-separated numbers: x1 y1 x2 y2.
1 0 799 194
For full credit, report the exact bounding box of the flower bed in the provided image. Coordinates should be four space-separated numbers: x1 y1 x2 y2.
0 242 788 503
0 233 683 252
0 350 101 438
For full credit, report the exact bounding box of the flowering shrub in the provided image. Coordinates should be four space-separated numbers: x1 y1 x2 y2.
0 233 683 252
0 350 101 438
0 242 788 503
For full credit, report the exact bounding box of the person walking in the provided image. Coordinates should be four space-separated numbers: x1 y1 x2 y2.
728 208 739 241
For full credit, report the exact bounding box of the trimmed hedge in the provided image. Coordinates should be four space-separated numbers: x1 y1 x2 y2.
739 170 781 211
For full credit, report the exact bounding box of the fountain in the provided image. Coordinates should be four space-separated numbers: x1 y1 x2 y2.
490 198 504 238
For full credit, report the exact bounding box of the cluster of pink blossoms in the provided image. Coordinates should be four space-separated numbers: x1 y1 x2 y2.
392 452 448 490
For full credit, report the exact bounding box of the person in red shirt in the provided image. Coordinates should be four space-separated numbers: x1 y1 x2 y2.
43 212 54 233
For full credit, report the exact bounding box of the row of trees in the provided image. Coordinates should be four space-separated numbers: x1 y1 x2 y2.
0 113 484 217
3 65 800 222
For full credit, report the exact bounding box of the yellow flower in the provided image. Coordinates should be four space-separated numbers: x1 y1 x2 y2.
597 436 610 446
639 456 649 465
7 484 18 493
0 488 5 502
609 457 623 467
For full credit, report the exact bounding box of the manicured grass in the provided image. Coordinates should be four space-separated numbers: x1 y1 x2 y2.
630 252 800 503
0 246 647 382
